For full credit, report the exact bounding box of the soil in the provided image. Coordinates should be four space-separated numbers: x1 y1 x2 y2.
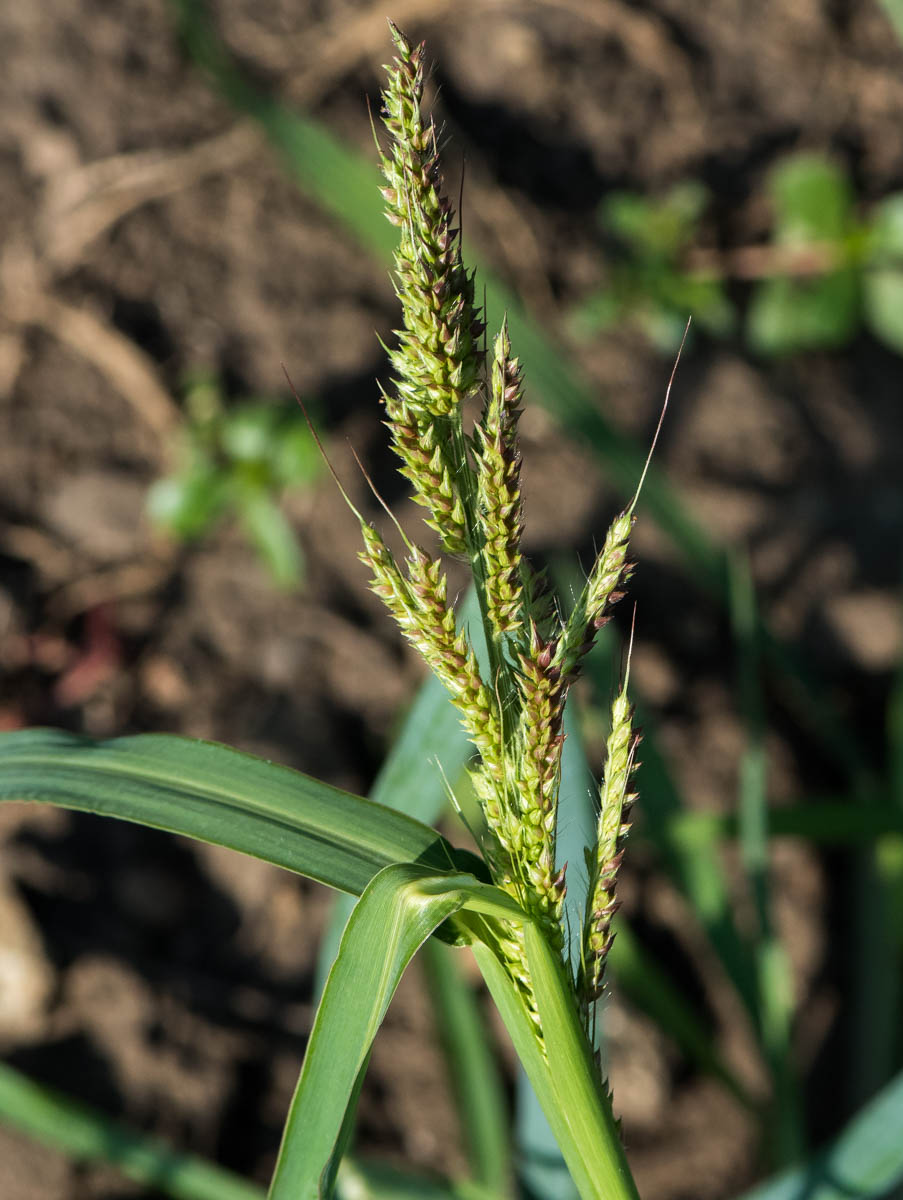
2 2 903 1197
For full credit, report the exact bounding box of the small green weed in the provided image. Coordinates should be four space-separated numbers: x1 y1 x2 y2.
574 152 903 356
147 371 320 588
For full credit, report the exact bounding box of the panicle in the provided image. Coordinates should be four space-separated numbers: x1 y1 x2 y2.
361 25 655 1013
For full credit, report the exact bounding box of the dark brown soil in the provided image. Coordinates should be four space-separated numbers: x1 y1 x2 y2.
2 2 903 1197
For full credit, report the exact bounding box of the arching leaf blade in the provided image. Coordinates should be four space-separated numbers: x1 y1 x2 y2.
269 865 522 1199
0 729 461 896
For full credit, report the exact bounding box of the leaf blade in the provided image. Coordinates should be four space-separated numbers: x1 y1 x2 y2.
0 1061 263 1200
0 729 460 896
736 1068 903 1200
269 866 523 1200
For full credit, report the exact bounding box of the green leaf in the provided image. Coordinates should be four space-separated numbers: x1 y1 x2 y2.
235 481 305 588
422 940 513 1197
730 553 801 1164
736 1067 903 1200
467 928 640 1200
337 1158 502 1200
867 192 903 259
147 460 229 540
607 922 754 1110
863 267 903 354
879 0 903 43
770 156 853 244
269 865 523 1200
312 592 508 1191
0 1061 263 1200
747 272 859 356
273 422 322 487
0 729 464 897
521 922 639 1200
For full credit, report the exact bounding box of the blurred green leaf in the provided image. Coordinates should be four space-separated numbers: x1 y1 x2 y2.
235 481 304 588
747 270 859 355
747 155 860 356
730 553 801 1164
736 1067 903 1200
0 1061 263 1200
603 182 707 258
863 267 903 354
770 156 853 244
867 192 903 258
879 0 903 41
147 458 229 539
423 941 513 1197
273 422 322 487
220 403 280 462
660 273 735 337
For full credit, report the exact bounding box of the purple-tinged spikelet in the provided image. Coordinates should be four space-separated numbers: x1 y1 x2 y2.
474 321 526 634
581 683 640 1005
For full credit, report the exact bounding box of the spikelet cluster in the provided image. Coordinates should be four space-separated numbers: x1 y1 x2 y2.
581 683 640 1007
473 323 525 635
362 24 646 1042
378 25 483 555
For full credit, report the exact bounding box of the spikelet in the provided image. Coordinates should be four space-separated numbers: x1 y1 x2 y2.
554 509 634 682
473 321 525 635
581 676 640 1005
359 524 498 756
378 24 483 554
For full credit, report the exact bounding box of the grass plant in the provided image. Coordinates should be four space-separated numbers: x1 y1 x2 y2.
4 18 903 1200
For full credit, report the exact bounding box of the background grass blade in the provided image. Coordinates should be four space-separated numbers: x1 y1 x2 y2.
736 1066 903 1200
607 920 755 1111
730 553 801 1164
422 941 513 1197
664 803 903 845
0 1060 492 1200
0 1061 264 1200
270 866 523 1200
0 729 466 897
337 1157 503 1200
634 703 760 1023
575 624 761 1029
